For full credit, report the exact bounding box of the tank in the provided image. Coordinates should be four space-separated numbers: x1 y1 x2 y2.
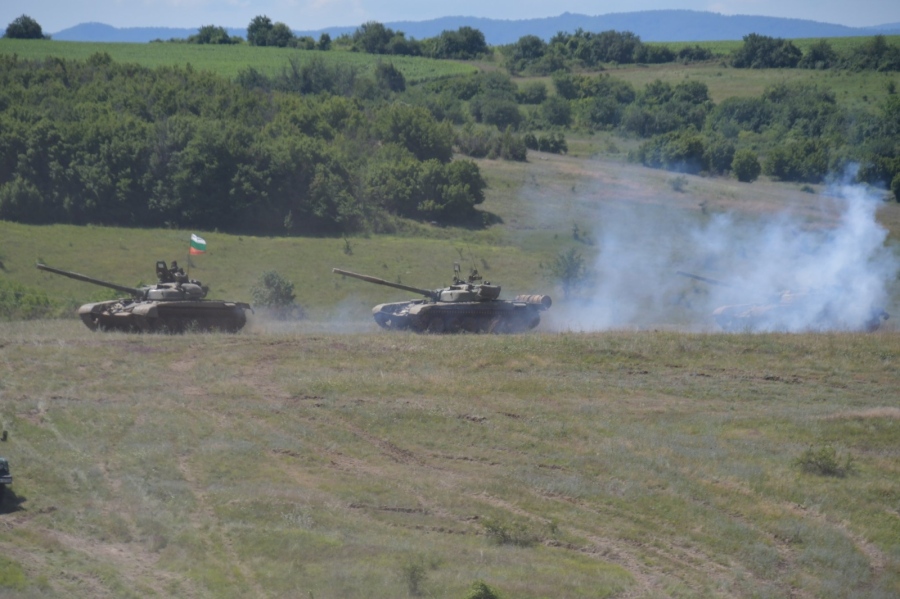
677 271 890 332
36 261 252 333
333 264 552 333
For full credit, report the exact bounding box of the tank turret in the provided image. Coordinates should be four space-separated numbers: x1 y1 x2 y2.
36 261 251 333
333 264 551 333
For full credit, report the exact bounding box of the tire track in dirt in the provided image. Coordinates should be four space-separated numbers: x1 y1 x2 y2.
177 454 268 598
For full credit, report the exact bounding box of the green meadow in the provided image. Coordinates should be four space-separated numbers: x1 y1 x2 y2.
0 38 477 82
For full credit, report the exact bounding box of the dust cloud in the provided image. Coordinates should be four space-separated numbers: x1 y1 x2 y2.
551 173 898 332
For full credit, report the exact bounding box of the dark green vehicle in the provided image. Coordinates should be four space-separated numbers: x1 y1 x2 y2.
333 264 552 333
36 261 252 333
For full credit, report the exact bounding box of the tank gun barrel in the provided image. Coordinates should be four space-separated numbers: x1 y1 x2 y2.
36 263 144 297
332 268 437 300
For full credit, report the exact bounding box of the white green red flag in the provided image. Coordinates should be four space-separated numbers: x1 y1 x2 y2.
189 234 207 255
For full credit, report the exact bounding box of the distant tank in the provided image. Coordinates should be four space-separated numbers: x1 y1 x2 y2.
677 271 889 332
333 264 551 333
36 261 252 333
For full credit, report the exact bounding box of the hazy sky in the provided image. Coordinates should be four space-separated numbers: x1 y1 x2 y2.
2 0 899 35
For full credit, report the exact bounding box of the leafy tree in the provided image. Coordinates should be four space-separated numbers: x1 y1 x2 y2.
267 22 295 48
635 129 706 174
763 139 829 182
540 96 572 127
188 25 238 45
703 136 736 175
247 15 273 46
4 15 46 39
251 270 296 308
516 81 547 105
798 39 838 69
430 26 488 59
317 32 331 51
551 248 587 299
732 33 801 69
731 149 761 182
353 21 393 54
374 62 406 93
375 104 453 163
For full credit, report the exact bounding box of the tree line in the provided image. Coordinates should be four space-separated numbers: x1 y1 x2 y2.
0 53 489 233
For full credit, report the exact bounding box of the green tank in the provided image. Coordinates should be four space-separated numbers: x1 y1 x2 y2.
36 261 251 333
676 271 890 332
333 264 551 333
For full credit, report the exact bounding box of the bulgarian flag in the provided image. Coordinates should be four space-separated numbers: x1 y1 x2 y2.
189 234 207 255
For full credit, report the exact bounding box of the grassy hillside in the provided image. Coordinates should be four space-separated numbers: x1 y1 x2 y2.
0 321 898 597
6 150 899 322
0 39 477 83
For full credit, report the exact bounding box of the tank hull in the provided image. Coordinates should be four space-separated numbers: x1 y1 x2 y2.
372 300 542 333
78 299 249 333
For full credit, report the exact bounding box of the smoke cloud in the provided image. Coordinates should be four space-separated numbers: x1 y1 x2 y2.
552 173 898 332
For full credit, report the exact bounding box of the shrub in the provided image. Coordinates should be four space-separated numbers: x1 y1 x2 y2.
550 248 586 299
794 445 853 477
251 270 304 320
732 149 761 182
4 15 46 40
465 581 502 599
482 517 538 546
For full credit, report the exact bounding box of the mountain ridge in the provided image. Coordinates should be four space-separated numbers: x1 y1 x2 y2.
50 10 900 45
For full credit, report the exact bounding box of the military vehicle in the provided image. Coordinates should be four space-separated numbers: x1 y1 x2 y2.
36 261 252 333
0 457 11 499
677 271 889 332
333 264 551 333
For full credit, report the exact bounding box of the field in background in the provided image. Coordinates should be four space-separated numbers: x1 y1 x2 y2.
3 37 900 109
0 39 477 83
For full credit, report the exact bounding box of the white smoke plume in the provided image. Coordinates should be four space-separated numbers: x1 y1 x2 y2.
553 174 898 332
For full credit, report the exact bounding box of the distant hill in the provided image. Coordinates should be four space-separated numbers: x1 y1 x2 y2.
51 10 900 45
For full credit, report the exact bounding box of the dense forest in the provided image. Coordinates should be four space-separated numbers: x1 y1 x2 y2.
2 20 900 235
0 53 490 233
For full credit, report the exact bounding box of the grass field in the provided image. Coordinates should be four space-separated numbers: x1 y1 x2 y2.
0 39 477 83
0 321 898 598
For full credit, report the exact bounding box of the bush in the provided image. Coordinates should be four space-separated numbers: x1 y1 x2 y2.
250 270 304 320
465 581 502 599
732 149 761 182
4 15 46 39
481 516 538 546
550 248 586 299
794 445 853 477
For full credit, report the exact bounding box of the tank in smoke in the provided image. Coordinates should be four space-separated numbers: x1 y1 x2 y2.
36 261 252 333
333 264 551 333
676 271 889 332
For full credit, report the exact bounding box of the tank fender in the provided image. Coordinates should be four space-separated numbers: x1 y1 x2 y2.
131 303 159 317
78 302 114 315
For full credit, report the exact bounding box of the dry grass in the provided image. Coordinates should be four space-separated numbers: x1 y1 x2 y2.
0 320 898 598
